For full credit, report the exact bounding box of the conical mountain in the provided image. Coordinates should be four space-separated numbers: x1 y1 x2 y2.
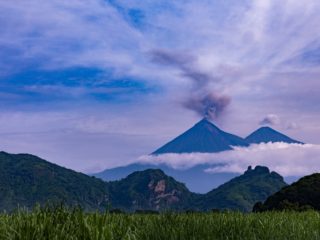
245 126 302 144
153 118 248 154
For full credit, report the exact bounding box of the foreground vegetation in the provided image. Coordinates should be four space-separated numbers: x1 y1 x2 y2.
1 207 320 239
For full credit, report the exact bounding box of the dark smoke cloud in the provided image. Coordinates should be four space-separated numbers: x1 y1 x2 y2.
183 93 231 120
150 49 231 120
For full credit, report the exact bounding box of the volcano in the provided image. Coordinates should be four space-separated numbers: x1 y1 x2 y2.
93 119 304 193
245 126 303 144
153 118 248 154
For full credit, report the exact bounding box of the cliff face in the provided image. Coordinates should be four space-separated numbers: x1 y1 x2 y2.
107 169 196 211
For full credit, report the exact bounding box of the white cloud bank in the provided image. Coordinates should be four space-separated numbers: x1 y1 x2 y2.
138 143 320 177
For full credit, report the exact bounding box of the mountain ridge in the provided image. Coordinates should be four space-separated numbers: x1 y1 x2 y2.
106 165 287 212
95 120 303 193
194 166 287 212
245 126 302 144
0 151 109 211
107 169 195 211
93 163 238 193
153 118 248 154
0 151 286 212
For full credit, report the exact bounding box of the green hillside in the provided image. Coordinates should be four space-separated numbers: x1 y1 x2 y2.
108 169 196 211
254 173 320 212
0 152 109 211
196 166 287 212
106 166 287 212
0 151 287 212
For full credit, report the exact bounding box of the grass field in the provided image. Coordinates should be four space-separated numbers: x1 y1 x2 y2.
0 207 320 240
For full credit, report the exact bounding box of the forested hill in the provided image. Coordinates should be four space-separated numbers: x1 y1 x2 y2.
0 151 109 211
195 166 287 212
254 173 320 212
0 151 286 212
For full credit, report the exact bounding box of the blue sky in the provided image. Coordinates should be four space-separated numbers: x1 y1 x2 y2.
0 0 320 172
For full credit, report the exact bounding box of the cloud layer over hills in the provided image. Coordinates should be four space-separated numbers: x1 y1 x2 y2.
139 142 320 177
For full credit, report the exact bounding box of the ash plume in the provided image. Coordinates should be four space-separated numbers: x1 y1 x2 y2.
150 49 231 120
259 114 281 126
183 93 231 120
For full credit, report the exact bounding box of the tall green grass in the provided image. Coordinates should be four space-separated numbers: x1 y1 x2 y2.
0 207 320 239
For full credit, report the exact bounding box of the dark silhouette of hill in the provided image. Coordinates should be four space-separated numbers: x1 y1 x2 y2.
253 173 320 212
0 151 109 211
